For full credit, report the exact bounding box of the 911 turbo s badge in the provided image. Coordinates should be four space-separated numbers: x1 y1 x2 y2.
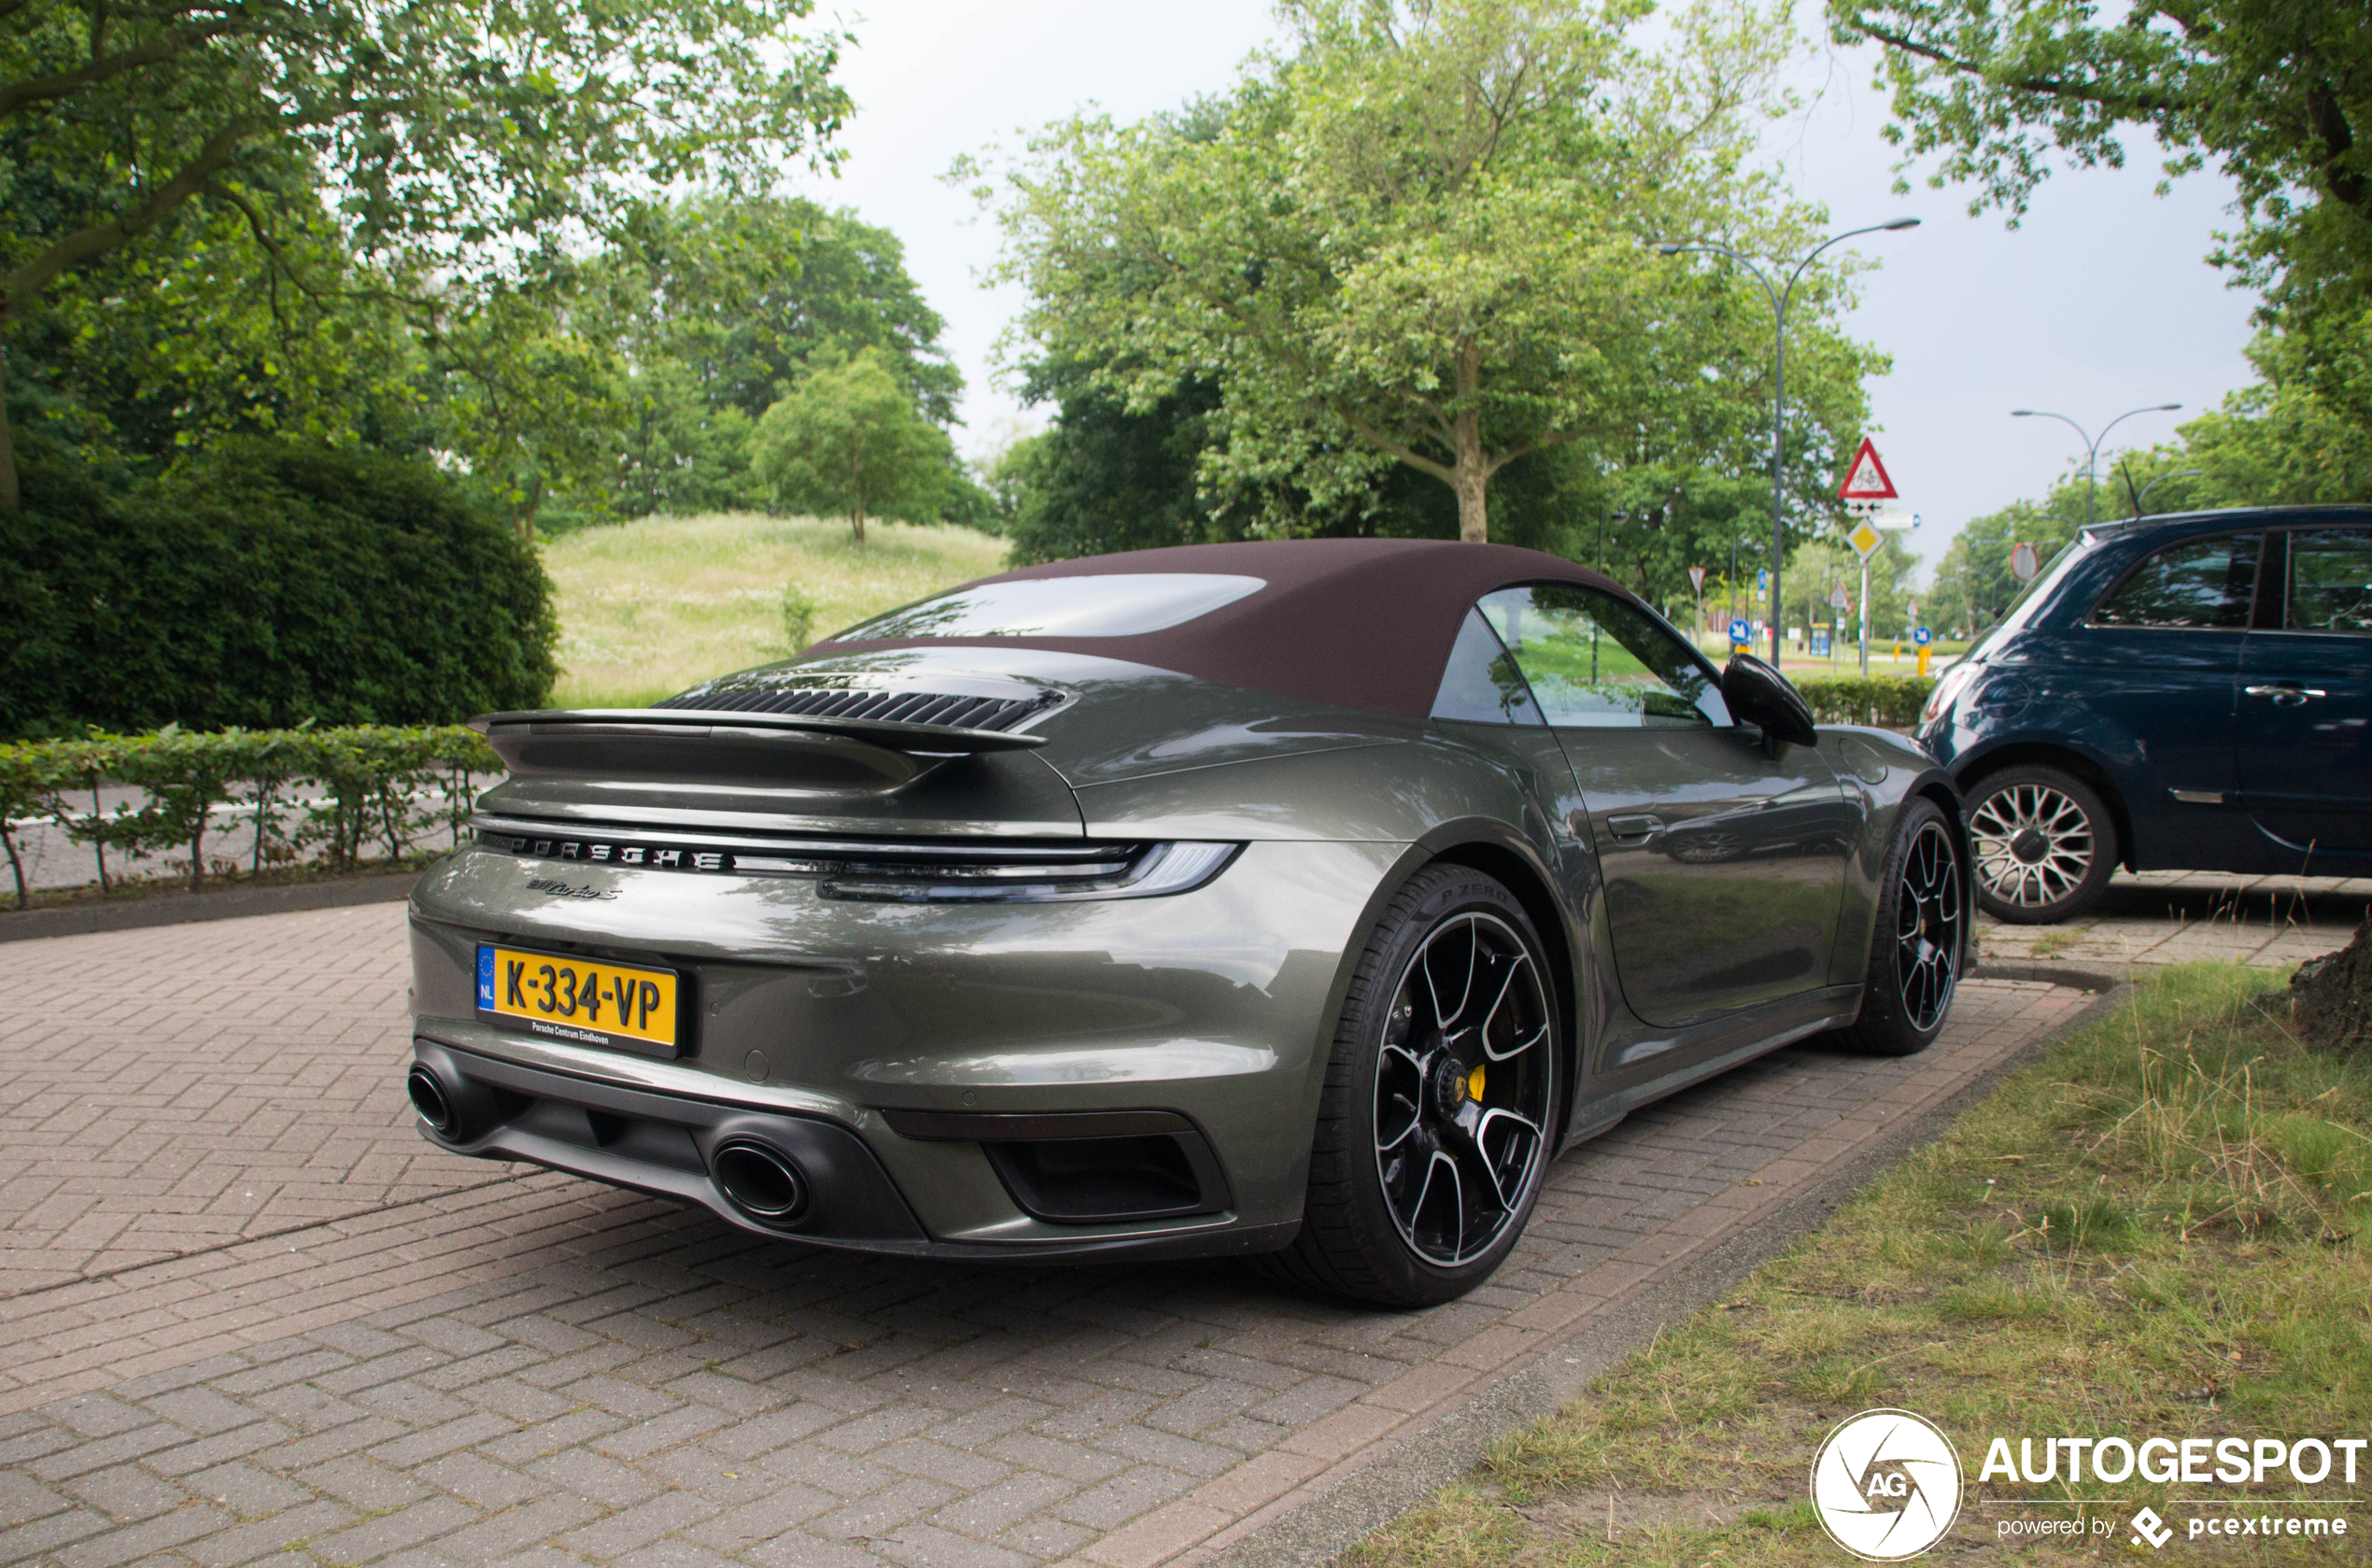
521 878 619 900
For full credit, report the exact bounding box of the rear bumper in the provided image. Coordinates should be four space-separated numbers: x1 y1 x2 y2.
405 836 1406 1259
409 1038 1298 1262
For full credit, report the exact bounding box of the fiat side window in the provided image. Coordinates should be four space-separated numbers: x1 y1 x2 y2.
2090 533 2262 629
1479 586 1728 727
2285 530 2372 634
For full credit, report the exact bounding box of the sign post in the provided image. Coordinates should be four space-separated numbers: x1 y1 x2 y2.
1827 582 1851 667
1838 439 1900 679
1913 624 1933 678
1846 518 1885 676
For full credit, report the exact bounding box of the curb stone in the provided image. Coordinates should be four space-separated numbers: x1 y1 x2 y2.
0 870 418 942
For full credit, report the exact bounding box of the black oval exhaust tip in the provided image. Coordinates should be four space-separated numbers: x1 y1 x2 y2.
407 1067 456 1135
713 1139 807 1222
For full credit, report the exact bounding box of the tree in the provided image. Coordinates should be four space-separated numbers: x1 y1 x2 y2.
0 0 852 509
1786 529 1922 644
749 349 951 544
424 290 628 540
586 195 965 516
2 148 420 471
1828 0 2372 420
973 0 1853 544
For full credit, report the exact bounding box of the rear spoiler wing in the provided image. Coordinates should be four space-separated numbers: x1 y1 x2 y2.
471 708 1047 793
473 708 1046 754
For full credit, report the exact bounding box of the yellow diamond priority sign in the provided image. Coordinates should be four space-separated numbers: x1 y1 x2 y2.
1848 519 1885 559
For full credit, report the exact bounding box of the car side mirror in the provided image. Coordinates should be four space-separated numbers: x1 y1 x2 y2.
1721 653 1819 749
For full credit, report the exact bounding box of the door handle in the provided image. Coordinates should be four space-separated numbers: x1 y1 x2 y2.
2245 684 2326 707
1606 813 1665 840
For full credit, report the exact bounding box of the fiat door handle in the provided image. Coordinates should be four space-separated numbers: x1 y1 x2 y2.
1606 813 1665 840
2245 684 2326 707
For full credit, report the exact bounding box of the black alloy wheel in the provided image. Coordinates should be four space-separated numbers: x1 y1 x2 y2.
1371 909 1556 1267
1894 817 1964 1033
1835 798 1967 1058
1966 765 2118 924
1258 865 1560 1307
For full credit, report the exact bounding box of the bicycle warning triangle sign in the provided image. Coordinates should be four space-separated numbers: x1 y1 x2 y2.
1838 437 1898 501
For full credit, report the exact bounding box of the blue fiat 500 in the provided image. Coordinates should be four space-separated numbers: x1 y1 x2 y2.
1918 506 2372 923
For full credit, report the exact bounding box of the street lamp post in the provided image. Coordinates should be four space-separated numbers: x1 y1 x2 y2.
2136 468 2203 516
1655 218 1919 669
2010 404 2182 528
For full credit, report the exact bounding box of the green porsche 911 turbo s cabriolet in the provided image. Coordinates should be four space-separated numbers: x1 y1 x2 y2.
405 539 1969 1307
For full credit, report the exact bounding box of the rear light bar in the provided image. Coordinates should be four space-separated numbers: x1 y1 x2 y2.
471 817 1238 903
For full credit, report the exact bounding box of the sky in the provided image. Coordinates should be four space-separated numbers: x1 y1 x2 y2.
789 1 2264 572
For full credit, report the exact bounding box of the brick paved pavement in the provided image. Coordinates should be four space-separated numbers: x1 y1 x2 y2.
1 905 2095 1568
1976 869 2370 975
0 911 516 1295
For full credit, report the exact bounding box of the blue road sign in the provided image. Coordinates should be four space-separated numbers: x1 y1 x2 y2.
1913 626 1932 646
1729 618 1751 645
1757 569 1769 593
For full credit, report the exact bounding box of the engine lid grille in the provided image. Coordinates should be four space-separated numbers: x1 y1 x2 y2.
653 685 1050 733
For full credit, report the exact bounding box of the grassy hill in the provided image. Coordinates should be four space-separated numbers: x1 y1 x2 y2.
544 513 1010 709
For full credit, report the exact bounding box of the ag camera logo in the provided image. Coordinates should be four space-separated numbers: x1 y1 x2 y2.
1812 1408 1964 1560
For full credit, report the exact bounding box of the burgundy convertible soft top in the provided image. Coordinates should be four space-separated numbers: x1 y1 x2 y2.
807 539 1634 719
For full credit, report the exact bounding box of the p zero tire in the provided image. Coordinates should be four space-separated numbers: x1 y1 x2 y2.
1835 798 1967 1058
1257 865 1560 1307
1965 765 2118 925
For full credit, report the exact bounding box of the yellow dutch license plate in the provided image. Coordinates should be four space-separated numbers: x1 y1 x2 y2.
476 944 682 1057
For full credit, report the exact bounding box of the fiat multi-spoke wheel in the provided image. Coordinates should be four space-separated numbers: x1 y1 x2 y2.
1967 766 2118 924
1260 865 1560 1307
1836 798 1968 1058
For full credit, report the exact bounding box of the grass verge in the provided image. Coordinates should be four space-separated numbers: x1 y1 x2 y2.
1351 963 2372 1565
544 512 1008 708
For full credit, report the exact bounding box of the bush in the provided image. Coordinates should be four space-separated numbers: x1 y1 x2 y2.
0 725 501 905
0 439 558 739
1791 674 1934 728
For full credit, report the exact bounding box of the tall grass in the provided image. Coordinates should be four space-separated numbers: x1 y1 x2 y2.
543 512 1009 709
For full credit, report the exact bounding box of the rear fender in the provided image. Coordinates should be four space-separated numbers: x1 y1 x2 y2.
1820 727 1967 989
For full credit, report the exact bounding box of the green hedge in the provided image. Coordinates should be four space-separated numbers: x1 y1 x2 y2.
0 726 501 907
1 439 558 740
1790 675 1936 729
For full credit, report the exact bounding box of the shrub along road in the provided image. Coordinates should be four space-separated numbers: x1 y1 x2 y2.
0 904 2119 1567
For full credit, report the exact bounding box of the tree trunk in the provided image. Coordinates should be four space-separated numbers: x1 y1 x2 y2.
1452 345 1487 543
513 473 544 542
850 445 867 545
1454 454 1488 544
2291 911 2372 1052
0 322 19 515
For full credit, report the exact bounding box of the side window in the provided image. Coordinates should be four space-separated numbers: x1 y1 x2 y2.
1477 585 1729 728
1430 608 1543 725
2284 529 2372 634
2091 532 2262 629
